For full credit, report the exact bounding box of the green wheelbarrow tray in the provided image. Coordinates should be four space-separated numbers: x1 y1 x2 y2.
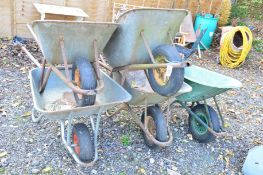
30 20 119 64
104 8 189 68
176 65 242 102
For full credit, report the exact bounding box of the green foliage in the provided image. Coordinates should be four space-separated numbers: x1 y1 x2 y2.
237 21 247 26
230 0 263 20
0 168 6 174
231 5 248 19
118 172 126 175
252 39 263 53
120 135 131 146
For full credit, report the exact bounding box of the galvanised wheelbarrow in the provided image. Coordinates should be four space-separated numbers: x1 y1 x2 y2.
20 21 131 166
170 65 242 142
101 8 193 148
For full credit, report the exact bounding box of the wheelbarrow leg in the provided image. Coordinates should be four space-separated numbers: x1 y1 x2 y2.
203 98 212 127
31 107 43 123
60 109 104 167
213 96 225 131
125 103 173 147
166 97 173 127
176 100 220 137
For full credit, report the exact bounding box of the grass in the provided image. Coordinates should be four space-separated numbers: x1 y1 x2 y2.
118 172 126 175
252 39 263 53
0 168 5 174
230 0 263 20
120 135 131 146
237 21 247 26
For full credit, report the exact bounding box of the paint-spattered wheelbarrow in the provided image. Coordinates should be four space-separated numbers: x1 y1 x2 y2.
101 8 192 148
20 21 131 166
170 65 242 142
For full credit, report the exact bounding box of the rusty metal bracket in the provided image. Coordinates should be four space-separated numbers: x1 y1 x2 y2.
125 103 173 147
39 59 52 93
93 40 105 93
167 31 175 46
50 65 101 95
140 31 156 63
144 99 148 129
93 40 101 81
59 37 71 81
213 96 225 131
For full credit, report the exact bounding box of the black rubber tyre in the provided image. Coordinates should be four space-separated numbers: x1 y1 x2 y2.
72 58 97 107
141 106 168 148
148 44 184 97
72 123 94 162
188 104 220 143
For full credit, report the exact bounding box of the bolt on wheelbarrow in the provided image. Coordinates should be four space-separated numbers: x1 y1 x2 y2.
21 20 132 166
101 8 192 148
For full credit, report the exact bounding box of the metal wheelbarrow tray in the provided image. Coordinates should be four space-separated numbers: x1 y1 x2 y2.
170 65 242 142
28 21 119 101
22 20 133 166
102 8 192 148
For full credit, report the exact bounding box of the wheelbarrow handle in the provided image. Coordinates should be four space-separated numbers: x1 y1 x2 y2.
21 46 41 68
13 36 42 68
51 65 104 96
112 61 191 72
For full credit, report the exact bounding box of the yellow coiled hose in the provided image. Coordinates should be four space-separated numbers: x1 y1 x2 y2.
220 26 253 68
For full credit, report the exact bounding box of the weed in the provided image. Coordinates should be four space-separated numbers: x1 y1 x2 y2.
230 0 263 20
120 135 131 146
118 172 126 175
252 39 263 53
0 168 6 174
237 21 247 26
231 5 248 19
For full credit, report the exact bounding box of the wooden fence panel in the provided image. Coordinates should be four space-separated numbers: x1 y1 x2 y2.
0 0 13 37
0 0 224 37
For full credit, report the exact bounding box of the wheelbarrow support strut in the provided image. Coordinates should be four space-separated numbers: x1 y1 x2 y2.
60 108 104 167
175 100 224 137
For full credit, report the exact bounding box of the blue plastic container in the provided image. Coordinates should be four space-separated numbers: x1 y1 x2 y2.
194 13 218 50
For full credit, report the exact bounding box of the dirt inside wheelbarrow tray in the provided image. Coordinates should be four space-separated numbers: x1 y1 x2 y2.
0 23 262 174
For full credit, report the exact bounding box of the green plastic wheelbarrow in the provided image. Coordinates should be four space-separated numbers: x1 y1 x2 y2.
172 65 242 143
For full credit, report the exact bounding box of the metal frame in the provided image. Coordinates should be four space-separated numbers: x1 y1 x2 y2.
100 32 188 147
59 108 104 167
106 101 173 147
34 38 104 95
168 95 226 138
32 106 104 166
100 31 191 74
19 35 114 166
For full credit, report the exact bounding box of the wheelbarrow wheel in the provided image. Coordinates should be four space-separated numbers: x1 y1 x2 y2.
141 106 168 148
188 104 220 143
72 123 94 162
148 44 184 97
72 57 97 107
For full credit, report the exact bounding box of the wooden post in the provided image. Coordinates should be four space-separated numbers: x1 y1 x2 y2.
10 0 15 36
209 0 214 14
